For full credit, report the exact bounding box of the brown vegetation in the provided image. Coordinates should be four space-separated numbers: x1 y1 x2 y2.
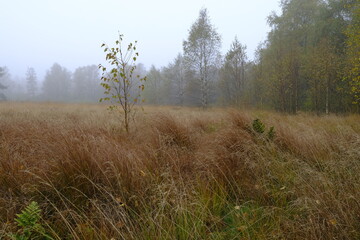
0 102 359 239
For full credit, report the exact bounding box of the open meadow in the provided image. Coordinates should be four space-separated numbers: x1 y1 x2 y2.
0 102 359 239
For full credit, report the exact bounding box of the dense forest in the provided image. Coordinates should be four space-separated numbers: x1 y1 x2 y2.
0 0 359 114
143 0 359 113
251 0 360 114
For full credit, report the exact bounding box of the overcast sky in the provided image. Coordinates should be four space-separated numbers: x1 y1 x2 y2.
0 0 281 81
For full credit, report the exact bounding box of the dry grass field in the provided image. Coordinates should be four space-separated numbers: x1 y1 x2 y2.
0 102 359 239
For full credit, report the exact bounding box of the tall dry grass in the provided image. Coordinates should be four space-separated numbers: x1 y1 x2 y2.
0 102 359 239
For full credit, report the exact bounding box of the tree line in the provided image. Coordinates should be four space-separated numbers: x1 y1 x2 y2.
143 0 359 113
1 0 359 113
0 64 105 102
251 0 359 114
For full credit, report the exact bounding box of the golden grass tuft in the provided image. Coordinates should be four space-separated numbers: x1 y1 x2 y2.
0 102 359 239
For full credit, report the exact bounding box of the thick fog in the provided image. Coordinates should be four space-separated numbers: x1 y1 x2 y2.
0 0 280 102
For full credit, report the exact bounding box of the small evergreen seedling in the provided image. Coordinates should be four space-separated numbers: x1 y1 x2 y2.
251 119 276 141
252 119 265 134
267 126 276 140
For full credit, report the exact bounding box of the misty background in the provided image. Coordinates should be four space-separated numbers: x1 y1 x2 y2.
0 1 280 78
0 0 359 113
0 0 280 101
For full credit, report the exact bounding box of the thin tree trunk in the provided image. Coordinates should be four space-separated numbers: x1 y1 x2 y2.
123 77 130 133
326 79 329 115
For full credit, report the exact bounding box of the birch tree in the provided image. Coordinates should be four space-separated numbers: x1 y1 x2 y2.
99 34 146 133
183 8 221 108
